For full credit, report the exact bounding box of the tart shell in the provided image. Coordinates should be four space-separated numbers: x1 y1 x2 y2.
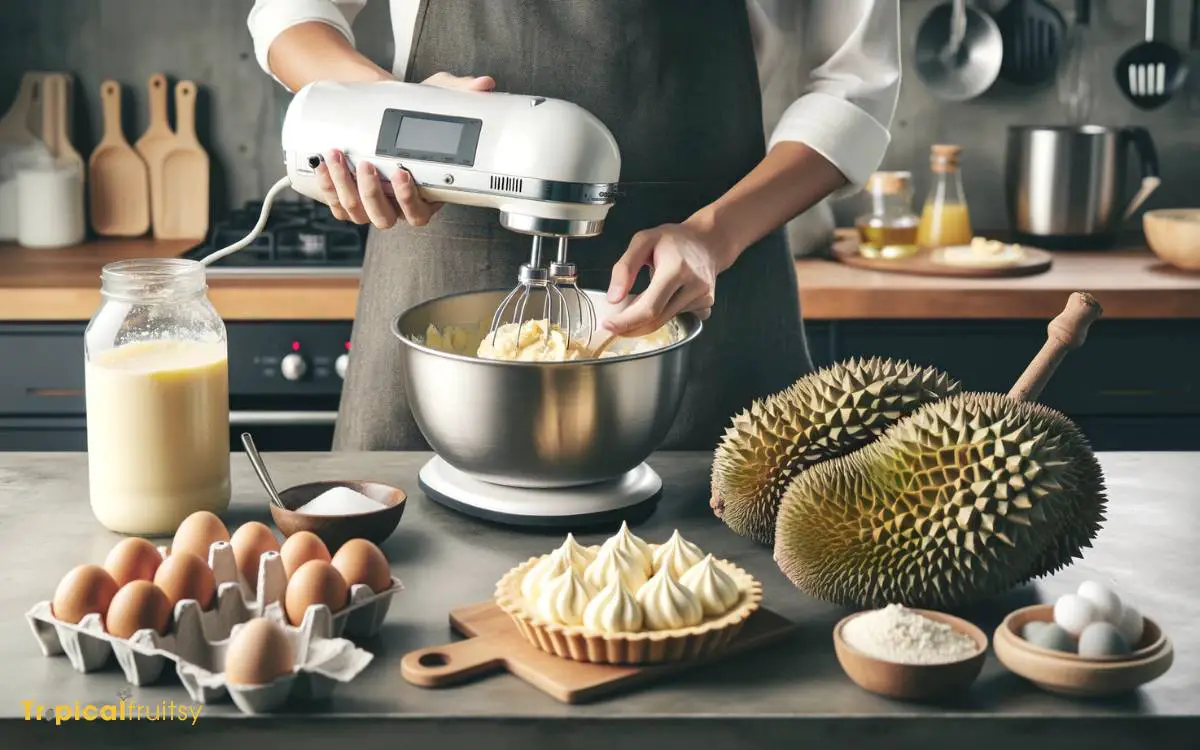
495 553 763 665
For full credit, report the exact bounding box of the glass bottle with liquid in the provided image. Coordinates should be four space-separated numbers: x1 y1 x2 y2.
855 171 920 259
917 144 973 248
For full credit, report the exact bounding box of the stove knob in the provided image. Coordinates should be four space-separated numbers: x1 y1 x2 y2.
335 353 349 379
281 353 308 381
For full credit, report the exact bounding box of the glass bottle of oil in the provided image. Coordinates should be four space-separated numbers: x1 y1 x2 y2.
917 144 973 249
916 145 974 248
855 171 919 259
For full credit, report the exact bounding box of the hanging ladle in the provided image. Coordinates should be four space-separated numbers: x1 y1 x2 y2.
241 432 287 510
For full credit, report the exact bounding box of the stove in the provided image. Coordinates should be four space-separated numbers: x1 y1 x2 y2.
181 200 366 277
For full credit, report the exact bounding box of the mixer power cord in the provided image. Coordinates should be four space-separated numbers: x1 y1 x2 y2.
199 176 294 267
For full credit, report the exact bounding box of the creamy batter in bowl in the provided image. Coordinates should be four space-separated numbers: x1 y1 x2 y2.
391 288 702 488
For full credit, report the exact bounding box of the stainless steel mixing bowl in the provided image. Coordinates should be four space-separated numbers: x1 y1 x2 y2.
392 289 702 488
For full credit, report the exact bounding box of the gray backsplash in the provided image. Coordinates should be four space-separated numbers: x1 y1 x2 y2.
1 0 1196 231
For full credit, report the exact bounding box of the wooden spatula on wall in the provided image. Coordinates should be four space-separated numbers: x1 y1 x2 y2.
134 73 175 236
156 80 209 240
88 80 150 236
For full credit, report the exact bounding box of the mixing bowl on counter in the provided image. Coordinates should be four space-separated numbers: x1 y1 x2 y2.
392 289 702 489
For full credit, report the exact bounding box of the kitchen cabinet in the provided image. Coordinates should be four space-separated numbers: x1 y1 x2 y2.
806 320 1200 450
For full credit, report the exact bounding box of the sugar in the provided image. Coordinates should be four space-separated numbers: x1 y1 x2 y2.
295 486 383 516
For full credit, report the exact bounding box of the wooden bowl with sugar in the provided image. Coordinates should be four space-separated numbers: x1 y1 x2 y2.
833 608 988 701
271 480 406 552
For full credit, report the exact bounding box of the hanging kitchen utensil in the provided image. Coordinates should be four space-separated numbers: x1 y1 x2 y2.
0 74 44 145
1188 0 1200 113
156 80 209 240
45 74 84 178
134 73 175 236
914 0 1004 102
995 0 1067 86
1115 0 1189 110
88 81 151 237
1056 0 1094 123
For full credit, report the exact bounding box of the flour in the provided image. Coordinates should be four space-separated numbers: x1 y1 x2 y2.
841 604 979 665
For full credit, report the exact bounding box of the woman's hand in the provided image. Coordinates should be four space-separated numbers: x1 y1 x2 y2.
602 218 736 338
316 72 495 228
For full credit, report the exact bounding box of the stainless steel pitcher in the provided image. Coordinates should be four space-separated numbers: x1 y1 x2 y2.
1005 125 1160 249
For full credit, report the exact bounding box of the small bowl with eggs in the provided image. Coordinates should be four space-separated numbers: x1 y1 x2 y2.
271 480 407 552
993 583 1174 697
392 288 702 488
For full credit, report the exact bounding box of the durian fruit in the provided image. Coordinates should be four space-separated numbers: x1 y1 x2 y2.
772 392 1106 609
710 358 961 545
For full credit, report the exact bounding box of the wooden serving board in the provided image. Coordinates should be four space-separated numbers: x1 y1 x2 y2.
401 601 797 704
832 231 1053 278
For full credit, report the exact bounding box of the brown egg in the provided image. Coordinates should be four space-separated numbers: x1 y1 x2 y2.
331 539 392 594
106 581 172 638
103 538 163 587
153 551 216 610
279 531 330 577
230 522 282 587
224 618 294 686
284 560 349 626
171 511 230 563
52 564 119 625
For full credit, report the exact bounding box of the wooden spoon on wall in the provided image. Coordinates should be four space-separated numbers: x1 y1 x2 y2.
88 81 150 237
156 80 209 240
134 73 174 236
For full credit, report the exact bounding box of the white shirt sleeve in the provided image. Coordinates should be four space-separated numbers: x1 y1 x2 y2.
247 0 368 76
752 0 901 194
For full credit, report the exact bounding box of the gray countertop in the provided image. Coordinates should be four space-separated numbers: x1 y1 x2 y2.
1 451 1197 748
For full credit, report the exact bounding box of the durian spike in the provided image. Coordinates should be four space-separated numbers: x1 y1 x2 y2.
1007 292 1102 403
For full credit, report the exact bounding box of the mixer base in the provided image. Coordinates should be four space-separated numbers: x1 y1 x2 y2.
417 455 663 528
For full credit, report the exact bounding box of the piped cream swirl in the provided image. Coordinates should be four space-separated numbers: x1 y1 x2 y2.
583 542 649 593
679 554 740 616
635 566 703 631
582 578 644 634
555 533 597 575
599 521 653 576
521 547 571 602
534 569 594 627
652 530 705 578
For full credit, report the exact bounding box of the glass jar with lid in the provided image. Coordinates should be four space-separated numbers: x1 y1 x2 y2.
855 171 920 259
84 259 230 535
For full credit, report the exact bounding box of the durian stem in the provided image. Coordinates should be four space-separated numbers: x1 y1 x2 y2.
1008 292 1103 403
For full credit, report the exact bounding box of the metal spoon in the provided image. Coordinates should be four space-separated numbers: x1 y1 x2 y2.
240 432 287 510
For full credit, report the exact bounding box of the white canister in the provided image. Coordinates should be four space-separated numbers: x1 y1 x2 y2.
16 163 85 248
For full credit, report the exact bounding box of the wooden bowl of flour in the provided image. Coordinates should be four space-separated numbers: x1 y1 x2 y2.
833 608 988 701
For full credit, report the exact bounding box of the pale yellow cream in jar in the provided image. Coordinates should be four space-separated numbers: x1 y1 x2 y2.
85 339 230 534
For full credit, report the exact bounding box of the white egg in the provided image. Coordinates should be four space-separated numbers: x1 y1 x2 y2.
1117 603 1144 645
1053 593 1097 636
1077 581 1123 624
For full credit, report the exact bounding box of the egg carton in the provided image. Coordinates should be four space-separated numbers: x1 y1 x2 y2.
25 540 400 708
28 597 372 713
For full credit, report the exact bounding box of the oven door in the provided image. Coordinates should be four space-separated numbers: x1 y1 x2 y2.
228 409 338 451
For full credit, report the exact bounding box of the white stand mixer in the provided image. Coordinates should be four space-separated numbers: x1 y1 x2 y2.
204 81 673 528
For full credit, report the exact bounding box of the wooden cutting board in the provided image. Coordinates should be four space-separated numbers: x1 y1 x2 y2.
832 230 1053 278
156 80 208 240
401 601 797 704
88 80 150 236
134 73 174 236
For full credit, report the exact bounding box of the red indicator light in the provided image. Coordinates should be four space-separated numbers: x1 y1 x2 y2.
344 341 351 350
291 341 301 351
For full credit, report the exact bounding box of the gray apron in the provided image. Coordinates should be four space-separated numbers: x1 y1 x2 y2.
334 0 813 452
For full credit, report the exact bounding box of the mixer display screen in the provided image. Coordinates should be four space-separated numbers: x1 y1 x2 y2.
396 117 463 155
375 109 482 167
